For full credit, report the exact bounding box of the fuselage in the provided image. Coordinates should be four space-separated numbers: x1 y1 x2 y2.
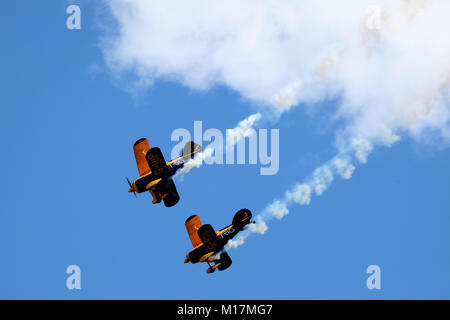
186 220 249 264
132 156 186 193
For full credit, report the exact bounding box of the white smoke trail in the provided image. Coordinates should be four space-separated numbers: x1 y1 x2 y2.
225 134 400 249
102 1 450 247
177 112 262 175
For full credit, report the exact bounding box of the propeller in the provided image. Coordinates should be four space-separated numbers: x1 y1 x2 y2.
126 177 137 198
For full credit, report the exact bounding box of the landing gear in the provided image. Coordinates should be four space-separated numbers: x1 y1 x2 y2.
150 180 179 207
149 189 163 204
206 261 221 274
206 262 215 274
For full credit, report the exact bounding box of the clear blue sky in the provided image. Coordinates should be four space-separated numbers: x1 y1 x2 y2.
1 1 450 299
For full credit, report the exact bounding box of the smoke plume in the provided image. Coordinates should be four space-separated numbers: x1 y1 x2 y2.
102 0 450 246
177 112 262 175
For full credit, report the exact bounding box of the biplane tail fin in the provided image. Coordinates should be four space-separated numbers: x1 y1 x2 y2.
182 141 202 158
232 208 253 226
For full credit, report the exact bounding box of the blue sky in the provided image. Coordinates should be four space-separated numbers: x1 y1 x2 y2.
1 1 450 299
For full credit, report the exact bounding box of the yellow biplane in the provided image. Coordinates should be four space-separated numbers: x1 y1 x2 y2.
127 138 201 207
184 209 254 273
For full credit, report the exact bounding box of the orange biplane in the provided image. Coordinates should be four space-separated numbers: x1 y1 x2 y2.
127 138 201 207
184 209 254 273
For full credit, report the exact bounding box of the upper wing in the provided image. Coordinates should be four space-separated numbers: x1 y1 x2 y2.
197 224 219 251
185 215 203 247
146 147 169 179
133 138 151 176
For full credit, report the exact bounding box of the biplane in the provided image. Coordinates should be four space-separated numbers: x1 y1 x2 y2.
126 138 202 207
184 209 255 273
